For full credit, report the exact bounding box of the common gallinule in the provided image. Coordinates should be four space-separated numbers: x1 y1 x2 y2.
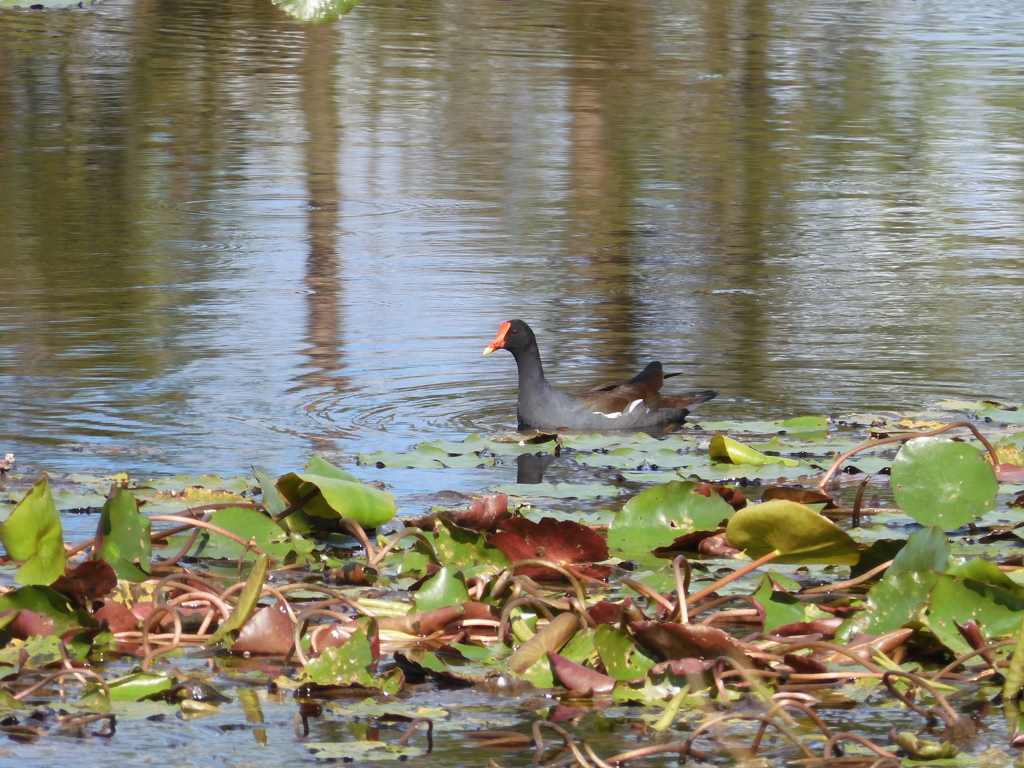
483 319 716 430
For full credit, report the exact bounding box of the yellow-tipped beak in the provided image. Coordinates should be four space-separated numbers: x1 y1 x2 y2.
483 321 511 356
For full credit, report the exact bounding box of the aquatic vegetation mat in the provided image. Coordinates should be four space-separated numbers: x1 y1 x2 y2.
4 402 1024 765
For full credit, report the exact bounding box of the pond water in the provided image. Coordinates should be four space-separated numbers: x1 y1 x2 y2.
3 0 1024 485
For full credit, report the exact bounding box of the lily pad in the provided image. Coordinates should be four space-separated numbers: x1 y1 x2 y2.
0 477 65 586
709 435 801 467
608 480 734 553
890 438 998 527
413 565 470 613
725 500 860 565
97 487 152 581
278 456 396 528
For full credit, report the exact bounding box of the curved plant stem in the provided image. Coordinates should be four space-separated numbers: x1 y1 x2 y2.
778 640 886 674
272 487 320 523
368 527 435 567
930 638 1015 682
621 578 675 615
818 421 999 493
13 668 111 702
148 515 268 557
498 597 557 644
802 559 894 594
882 669 961 726
823 732 899 761
686 550 779 607
673 555 691 623
141 605 184 671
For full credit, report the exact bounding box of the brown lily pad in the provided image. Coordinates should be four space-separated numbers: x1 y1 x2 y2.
547 651 616 694
487 517 610 581
233 600 294 655
630 620 751 663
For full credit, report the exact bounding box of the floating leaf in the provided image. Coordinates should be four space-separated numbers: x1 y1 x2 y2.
608 480 734 553
97 487 151 581
891 438 998 527
508 613 580 675
709 435 800 467
413 565 470 613
725 500 860 565
277 456 396 528
0 586 94 637
924 574 1024 655
594 624 657 681
837 570 939 641
105 671 175 701
205 506 305 561
209 553 269 646
885 526 950 579
0 477 65 586
752 574 808 632
301 623 376 687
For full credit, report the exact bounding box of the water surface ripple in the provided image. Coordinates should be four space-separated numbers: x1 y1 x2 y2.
1 0 1023 481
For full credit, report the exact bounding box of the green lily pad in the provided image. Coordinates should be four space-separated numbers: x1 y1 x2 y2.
278 456 396 528
301 623 375 687
0 477 65 586
923 573 1024 655
594 624 657 680
204 506 309 561
97 487 152 581
976 403 1024 426
709 435 801 467
837 570 939 641
885 526 950 579
752 574 811 632
413 565 470 613
0 586 94 636
431 519 510 570
104 671 175 701
608 480 734 553
725 500 860 565
891 438 998 527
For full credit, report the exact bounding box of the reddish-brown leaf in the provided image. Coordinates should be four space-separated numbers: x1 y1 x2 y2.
487 517 609 580
52 560 118 607
233 600 294 655
95 598 141 633
778 653 830 674
5 609 54 640
630 621 751 663
653 529 725 557
760 486 838 509
547 652 616 694
407 494 511 532
695 483 747 510
588 600 623 626
698 533 742 558
773 618 843 638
